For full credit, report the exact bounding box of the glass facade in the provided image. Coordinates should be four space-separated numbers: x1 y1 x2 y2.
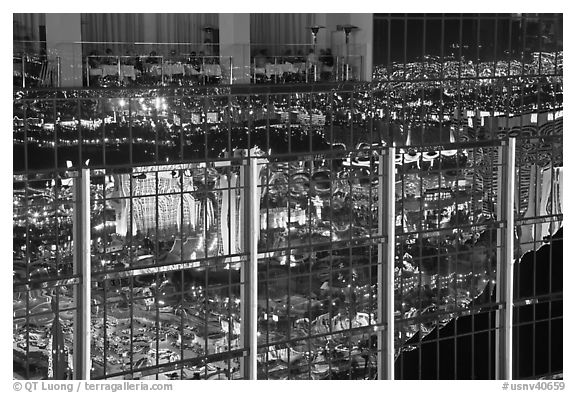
513 133 562 379
88 162 249 380
13 13 562 380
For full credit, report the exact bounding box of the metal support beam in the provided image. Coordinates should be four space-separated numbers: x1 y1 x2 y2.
22 55 26 88
239 161 248 378
240 158 258 379
85 58 90 87
247 158 259 379
495 138 516 380
73 168 91 379
56 57 61 87
377 147 395 380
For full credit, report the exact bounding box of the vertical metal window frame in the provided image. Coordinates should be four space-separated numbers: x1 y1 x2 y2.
247 157 259 379
495 138 516 379
73 168 91 379
377 146 395 379
239 157 259 379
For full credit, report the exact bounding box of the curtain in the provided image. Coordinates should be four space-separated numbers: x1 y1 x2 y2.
154 14 218 43
14 13 46 55
81 13 141 44
81 13 218 55
14 13 45 55
81 13 218 44
250 13 316 55
13 13 45 41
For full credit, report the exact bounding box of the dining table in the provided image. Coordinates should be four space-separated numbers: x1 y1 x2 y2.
90 64 137 80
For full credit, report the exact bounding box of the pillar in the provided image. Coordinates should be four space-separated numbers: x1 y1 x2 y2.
349 13 373 81
377 147 396 379
219 13 250 84
314 13 373 81
73 169 91 379
313 13 329 50
239 158 258 379
45 13 83 87
495 139 516 380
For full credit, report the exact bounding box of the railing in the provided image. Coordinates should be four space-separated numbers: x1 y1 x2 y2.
13 49 367 89
85 55 232 87
14 137 553 380
81 41 215 58
251 55 364 84
83 54 364 87
13 77 562 379
13 54 61 88
12 13 563 380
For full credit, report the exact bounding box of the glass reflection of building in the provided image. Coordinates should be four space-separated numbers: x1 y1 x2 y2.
13 13 562 381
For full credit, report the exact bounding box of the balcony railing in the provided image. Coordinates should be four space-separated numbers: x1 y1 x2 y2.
13 39 369 88
13 54 61 88
13 75 562 379
84 54 365 87
85 55 233 87
251 55 364 84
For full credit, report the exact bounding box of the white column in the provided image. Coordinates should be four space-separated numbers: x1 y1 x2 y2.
73 169 91 379
239 158 258 379
219 13 250 84
45 13 83 87
317 13 373 81
377 147 396 379
349 13 373 81
495 138 516 380
324 14 348 57
248 158 259 379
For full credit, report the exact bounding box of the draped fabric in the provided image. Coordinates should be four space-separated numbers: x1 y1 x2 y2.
13 13 45 54
81 13 218 44
81 13 142 44
13 13 45 41
250 13 316 53
153 14 218 44
17 13 315 56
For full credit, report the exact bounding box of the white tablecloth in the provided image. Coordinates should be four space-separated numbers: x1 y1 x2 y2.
144 63 219 77
145 64 186 77
265 64 284 77
93 65 136 80
202 64 222 77
185 64 201 75
262 62 305 77
163 63 185 76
